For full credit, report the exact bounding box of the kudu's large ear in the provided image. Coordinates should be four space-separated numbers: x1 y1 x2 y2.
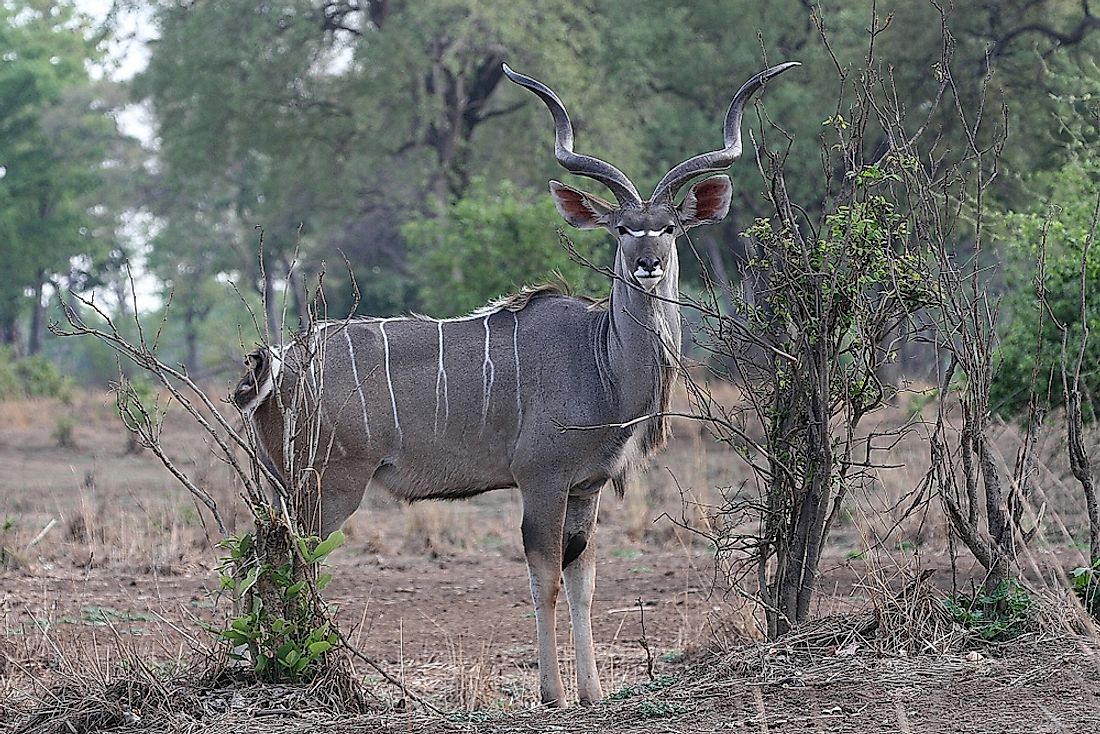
676 175 733 228
549 180 615 230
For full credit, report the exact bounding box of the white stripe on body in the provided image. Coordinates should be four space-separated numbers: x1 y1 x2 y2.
378 319 402 446
512 312 522 426
344 327 371 441
481 314 495 427
434 320 449 435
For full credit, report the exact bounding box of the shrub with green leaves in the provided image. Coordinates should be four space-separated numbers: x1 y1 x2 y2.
991 159 1099 420
943 581 1036 641
0 346 73 401
216 528 344 681
1070 559 1100 621
404 178 609 317
730 161 933 637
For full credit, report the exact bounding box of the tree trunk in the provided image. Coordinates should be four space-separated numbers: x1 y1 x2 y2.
0 317 22 354
263 269 282 345
287 263 310 326
28 272 48 356
184 307 200 374
704 237 737 315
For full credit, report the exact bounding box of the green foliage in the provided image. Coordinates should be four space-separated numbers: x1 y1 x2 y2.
0 2 137 336
51 415 75 448
1070 559 1100 621
943 581 1036 641
991 156 1100 419
636 700 691 719
607 675 678 701
1 0 1098 394
215 529 344 682
743 165 930 417
403 179 609 317
0 346 72 401
80 606 152 626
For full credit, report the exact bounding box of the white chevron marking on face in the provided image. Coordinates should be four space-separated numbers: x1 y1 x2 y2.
344 327 371 441
625 228 668 238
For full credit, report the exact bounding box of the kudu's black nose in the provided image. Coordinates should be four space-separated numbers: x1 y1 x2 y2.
636 256 662 274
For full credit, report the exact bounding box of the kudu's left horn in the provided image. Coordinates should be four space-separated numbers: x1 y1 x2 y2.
503 63 642 206
650 61 801 203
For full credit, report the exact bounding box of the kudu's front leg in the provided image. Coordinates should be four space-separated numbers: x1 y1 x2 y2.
518 482 569 706
563 492 602 704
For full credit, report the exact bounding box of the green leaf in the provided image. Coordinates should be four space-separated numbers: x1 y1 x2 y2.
230 616 254 634
309 530 345 563
237 566 261 598
219 629 249 646
308 640 332 656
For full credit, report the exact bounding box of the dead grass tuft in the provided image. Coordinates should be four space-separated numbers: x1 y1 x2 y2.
6 655 379 734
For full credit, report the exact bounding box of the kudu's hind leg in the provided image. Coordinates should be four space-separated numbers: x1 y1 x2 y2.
518 482 569 706
563 492 602 704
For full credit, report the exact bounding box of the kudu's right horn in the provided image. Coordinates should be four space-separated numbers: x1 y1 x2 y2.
503 63 642 206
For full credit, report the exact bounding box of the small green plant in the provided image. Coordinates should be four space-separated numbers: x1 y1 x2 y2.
636 700 690 720
52 415 75 448
608 675 678 701
215 528 344 681
943 581 1035 641
81 606 153 625
660 649 686 664
1070 559 1100 620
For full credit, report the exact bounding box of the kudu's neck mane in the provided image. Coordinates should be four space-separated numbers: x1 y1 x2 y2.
602 245 681 467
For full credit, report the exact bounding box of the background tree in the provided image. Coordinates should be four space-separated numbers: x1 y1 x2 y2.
0 1 139 354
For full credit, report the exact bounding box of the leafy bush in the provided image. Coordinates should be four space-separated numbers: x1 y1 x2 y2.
0 346 73 401
403 178 609 317
1070 559 1100 621
51 415 75 448
943 581 1035 641
216 529 344 681
991 160 1099 420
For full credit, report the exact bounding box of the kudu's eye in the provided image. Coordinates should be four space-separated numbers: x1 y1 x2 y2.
616 225 628 236
663 225 676 235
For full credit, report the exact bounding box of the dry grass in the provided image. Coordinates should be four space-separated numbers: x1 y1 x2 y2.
2 385 1100 732
7 631 1097 733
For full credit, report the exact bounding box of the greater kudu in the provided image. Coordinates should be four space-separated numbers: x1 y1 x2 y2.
234 61 798 706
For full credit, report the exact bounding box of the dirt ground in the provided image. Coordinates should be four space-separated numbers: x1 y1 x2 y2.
2 392 1099 732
